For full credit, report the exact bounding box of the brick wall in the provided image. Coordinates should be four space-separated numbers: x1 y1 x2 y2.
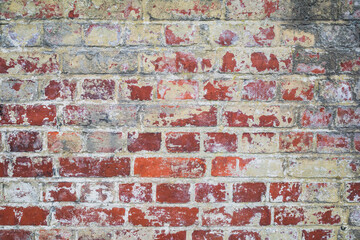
0 0 359 239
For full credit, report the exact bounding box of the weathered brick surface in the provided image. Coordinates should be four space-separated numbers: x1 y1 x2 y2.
0 0 358 238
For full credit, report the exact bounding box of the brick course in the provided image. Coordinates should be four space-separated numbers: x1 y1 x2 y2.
0 0 359 238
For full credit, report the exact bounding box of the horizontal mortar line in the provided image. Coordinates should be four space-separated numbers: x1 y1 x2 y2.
0 19 355 24
0 177 357 183
0 124 359 130
2 72 360 78
1 71 359 76
1 128 359 133
1 152 359 157
0 202 355 207
0 226 347 230
1 102 359 108
1 45 299 51
0 73 356 78
0 101 358 107
3 47 360 54
2 44 359 51
0 100 359 106
2 45 359 52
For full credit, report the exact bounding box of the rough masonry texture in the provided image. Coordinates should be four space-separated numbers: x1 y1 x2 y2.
0 0 359 239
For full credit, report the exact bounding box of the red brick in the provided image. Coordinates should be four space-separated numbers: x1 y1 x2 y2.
204 132 237 152
280 28 315 47
134 157 206 178
296 63 326 74
317 133 351 153
281 80 314 101
8 131 42 152
294 50 327 74
226 0 280 19
157 79 198 100
346 183 360 202
336 107 360 127
311 208 343 225
0 52 59 74
43 182 76 202
0 157 9 177
213 24 277 47
121 79 153 101
192 230 224 240
165 24 197 45
274 207 305 225
242 80 276 101
0 230 33 240
143 51 213 73
302 229 335 240
1 0 63 19
0 104 57 126
81 79 115 100
42 79 76 100
54 206 125 226
156 183 190 203
212 157 283 177
219 50 292 73
203 79 238 101
39 229 73 240
355 133 360 152
279 132 314 152
223 106 294 127
80 182 115 203
59 157 130 177
270 182 302 202
115 229 186 240
320 80 353 102
212 28 239 47
47 132 82 153
153 230 186 240
219 51 241 72
246 25 277 47
233 182 266 202
229 230 261 240
301 107 333 127
274 207 342 225
250 51 292 73
211 157 240 176
202 206 271 226
129 207 198 226
86 131 122 153
119 183 152 203
339 56 360 73
128 132 161 152
12 156 53 177
144 105 217 127
241 132 278 153
195 183 226 203
165 132 200 153
0 206 49 225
